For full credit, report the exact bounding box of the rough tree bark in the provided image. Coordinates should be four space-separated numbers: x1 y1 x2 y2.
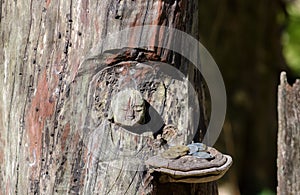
0 0 215 194
277 72 300 194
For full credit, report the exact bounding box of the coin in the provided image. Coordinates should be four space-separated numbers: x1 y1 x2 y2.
187 144 198 155
193 143 207 151
192 151 214 159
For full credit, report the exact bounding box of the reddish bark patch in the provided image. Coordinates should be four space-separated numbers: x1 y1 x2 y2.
61 123 70 151
94 19 100 35
26 70 55 166
154 0 163 25
46 0 51 8
80 0 90 27
5 179 10 195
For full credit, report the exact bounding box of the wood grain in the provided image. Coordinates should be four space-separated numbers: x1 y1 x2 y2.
0 0 215 194
277 72 300 194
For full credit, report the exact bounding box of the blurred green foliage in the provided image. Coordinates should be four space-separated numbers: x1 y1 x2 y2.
283 1 300 75
258 188 276 195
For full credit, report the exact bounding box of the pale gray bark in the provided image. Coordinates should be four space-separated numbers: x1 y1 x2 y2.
277 72 300 194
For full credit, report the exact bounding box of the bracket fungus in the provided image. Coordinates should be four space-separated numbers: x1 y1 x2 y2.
146 143 232 183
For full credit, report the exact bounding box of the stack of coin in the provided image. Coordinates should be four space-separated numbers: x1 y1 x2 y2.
187 142 214 160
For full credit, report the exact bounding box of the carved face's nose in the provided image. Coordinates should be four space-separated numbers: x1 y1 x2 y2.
125 97 135 120
126 107 135 120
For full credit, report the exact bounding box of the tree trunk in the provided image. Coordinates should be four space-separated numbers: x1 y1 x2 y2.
0 0 216 194
198 1 289 193
277 72 300 194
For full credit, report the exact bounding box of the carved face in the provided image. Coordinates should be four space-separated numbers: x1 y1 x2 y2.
111 89 145 126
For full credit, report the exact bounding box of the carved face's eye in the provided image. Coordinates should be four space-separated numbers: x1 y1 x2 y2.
134 105 144 112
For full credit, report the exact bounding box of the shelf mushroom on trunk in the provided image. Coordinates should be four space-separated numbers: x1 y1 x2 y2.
146 144 232 184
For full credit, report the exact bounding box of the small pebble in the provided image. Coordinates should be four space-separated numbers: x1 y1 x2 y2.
161 145 189 159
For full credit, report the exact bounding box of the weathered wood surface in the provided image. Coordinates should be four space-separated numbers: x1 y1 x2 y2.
277 72 300 194
73 53 200 194
0 0 217 194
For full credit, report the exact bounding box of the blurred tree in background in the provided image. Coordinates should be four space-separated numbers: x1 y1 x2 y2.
198 0 298 194
283 1 300 75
